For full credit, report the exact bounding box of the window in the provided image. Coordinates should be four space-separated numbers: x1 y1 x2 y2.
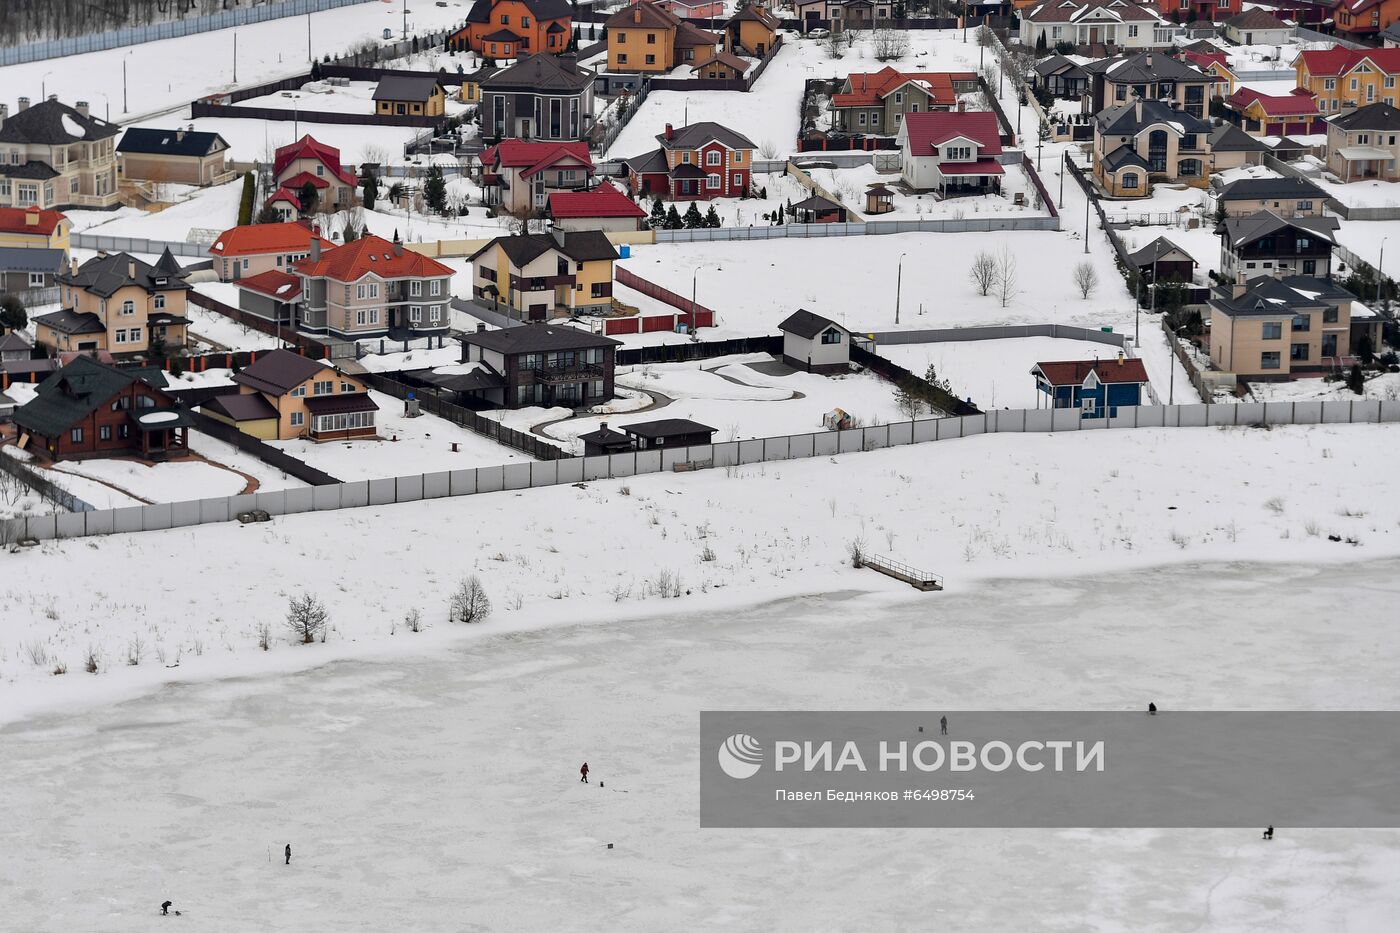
356 283 379 299
115 328 128 344
858 112 867 126
1323 306 1339 323
409 280 422 297
356 310 367 325
292 385 306 397
429 305 442 323
121 300 135 316
430 279 442 296
616 32 626 43
1388 76 1397 89
681 151 691 164
645 54 656 65
1082 397 1097 412
522 15 530 26
647 32 656 43
1291 314 1311 332
130 327 142 343
1122 173 1139 190
153 294 165 310
1262 322 1282 340
341 381 354 392
1290 343 1310 361
99 425 112 441
705 150 721 166
1260 351 1281 370
733 151 744 163
1351 78 1359 91
1324 78 1336 90
820 328 842 345
315 164 324 177
409 305 422 324
111 397 131 412
894 91 903 104
28 272 44 286
290 411 304 427
313 380 333 395
1298 200 1313 211
1127 24 1138 37
70 428 84 443
500 13 509 23
732 173 742 187
707 174 721 190
617 52 628 63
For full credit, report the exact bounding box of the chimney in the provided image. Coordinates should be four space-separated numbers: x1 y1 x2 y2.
76 101 89 118
600 421 609 432
476 323 486 332
70 258 78 276
957 99 966 112
127 260 136 279
392 232 403 257
24 206 39 226
551 227 566 248
633 7 641 22
1145 54 1153 67
1134 99 1143 123
1232 268 1247 299
47 93 57 102
1117 352 1125 366
176 127 185 142
664 122 674 140
18 96 30 111
311 237 322 261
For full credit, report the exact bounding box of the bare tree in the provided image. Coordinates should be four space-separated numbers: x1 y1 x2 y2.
824 31 845 59
285 591 328 644
872 22 909 61
1072 261 1099 299
995 247 1019 308
969 250 999 296
758 139 781 160
449 575 492 624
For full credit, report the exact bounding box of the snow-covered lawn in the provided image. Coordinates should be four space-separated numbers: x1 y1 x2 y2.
183 429 310 493
1247 370 1400 403
265 390 532 481
1118 225 1223 280
186 303 285 353
178 115 428 166
878 336 1135 410
46 457 249 503
78 180 243 242
236 80 472 120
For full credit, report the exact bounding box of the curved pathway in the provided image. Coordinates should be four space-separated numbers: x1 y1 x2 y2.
527 386 674 442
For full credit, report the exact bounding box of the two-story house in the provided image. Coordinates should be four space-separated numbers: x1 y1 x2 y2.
1208 275 1380 377
1333 0 1400 40
266 134 357 217
458 323 620 409
479 54 595 143
1030 357 1149 419
13 355 194 461
34 249 190 356
1018 0 1173 52
1296 46 1400 115
479 139 594 214
205 348 377 441
725 4 780 56
446 0 573 59
1093 98 1213 197
468 229 619 320
0 205 69 253
208 221 335 281
1216 177 1328 218
116 127 231 187
292 233 455 341
622 122 755 200
1217 211 1338 280
828 69 971 136
1150 0 1239 23
0 98 121 210
1325 101 1400 181
606 1 720 74
1224 86 1323 137
1081 52 1213 117
897 111 1005 195
792 0 894 32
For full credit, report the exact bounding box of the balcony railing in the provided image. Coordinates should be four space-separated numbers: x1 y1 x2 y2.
509 273 575 292
527 361 605 384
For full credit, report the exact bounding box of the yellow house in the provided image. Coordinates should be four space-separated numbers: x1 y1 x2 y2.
467 229 618 322
33 249 190 355
203 349 378 441
0 206 70 253
373 76 447 117
606 0 719 73
1296 46 1400 115
724 4 779 57
1208 275 1380 378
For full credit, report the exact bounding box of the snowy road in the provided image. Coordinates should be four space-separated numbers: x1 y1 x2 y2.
3 561 1399 930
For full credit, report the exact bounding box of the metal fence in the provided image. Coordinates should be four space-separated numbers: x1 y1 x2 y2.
1 0 371 66
7 399 1397 543
869 323 1127 349
655 215 1061 242
72 233 209 258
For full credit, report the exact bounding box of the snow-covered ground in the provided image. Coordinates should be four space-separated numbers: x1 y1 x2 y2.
45 457 250 503
186 304 285 352
1248 369 1400 402
77 180 242 242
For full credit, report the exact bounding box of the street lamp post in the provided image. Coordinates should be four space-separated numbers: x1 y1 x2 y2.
1084 186 1090 254
1059 149 1065 209
1378 237 1388 304
41 71 53 100
691 263 721 330
895 252 908 325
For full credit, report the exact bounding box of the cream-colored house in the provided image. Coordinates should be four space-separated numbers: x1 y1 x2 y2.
0 205 70 253
0 98 121 209
1093 98 1214 198
116 127 232 187
468 229 618 321
33 250 190 355
1208 275 1381 378
292 233 455 340
1325 101 1400 182
204 348 377 441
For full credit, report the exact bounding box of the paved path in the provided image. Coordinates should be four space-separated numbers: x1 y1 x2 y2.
704 360 806 400
526 387 675 443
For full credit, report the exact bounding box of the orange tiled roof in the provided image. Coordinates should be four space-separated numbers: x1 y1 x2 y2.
292 234 454 281
208 221 334 257
831 68 963 109
0 206 66 236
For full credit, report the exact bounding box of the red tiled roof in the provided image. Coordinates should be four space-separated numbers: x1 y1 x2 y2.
292 234 454 281
272 134 357 186
281 170 332 190
234 269 303 300
266 186 302 209
1226 86 1319 117
938 159 1005 176
209 221 334 257
548 183 647 219
902 111 1002 156
1298 45 1400 78
1182 50 1229 71
480 139 593 176
1034 358 1149 386
832 67 962 109
0 206 66 236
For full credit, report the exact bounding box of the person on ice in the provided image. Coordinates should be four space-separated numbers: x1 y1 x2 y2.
285 844 292 865
940 716 948 735
1148 702 1157 715
1263 825 1274 840
161 901 172 916
580 762 590 783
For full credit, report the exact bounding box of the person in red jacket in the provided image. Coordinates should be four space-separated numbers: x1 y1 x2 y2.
580 762 589 783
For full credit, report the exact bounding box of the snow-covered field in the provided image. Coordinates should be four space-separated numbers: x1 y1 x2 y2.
186 304 285 352
78 181 242 242
47 456 250 503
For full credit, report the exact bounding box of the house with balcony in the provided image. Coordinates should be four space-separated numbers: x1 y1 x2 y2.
445 0 573 59
479 54 595 143
1082 52 1213 117
897 111 1004 195
116 127 232 187
1034 56 1091 101
208 221 335 282
458 323 620 409
291 233 454 341
1092 98 1213 197
205 348 376 441
468 229 618 321
479 139 593 215
1295 46 1400 115
0 98 121 210
622 122 755 200
828 69 969 136
34 249 190 356
606 1 720 75
1217 211 1338 280
267 135 357 217
1018 0 1173 52
1325 101 1400 182
1207 275 1381 377
1224 86 1322 137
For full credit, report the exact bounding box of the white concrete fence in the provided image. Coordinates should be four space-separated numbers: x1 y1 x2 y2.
4 399 1397 545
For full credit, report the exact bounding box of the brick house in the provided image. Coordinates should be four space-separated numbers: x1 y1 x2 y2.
622 122 755 200
1149 0 1239 23
458 323 620 409
208 221 335 282
478 139 594 215
0 98 121 209
267 135 357 216
468 229 619 320
34 249 190 356
291 233 455 341
205 348 377 441
12 355 194 461
446 0 573 60
116 127 232 187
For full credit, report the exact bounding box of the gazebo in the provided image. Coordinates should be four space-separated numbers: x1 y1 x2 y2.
792 194 848 224
865 184 895 215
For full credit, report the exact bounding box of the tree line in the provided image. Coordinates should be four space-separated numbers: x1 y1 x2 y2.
2 0 288 46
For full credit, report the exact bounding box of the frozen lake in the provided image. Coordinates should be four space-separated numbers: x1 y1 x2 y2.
3 560 1399 930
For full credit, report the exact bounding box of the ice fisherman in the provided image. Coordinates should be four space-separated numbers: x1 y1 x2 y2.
285 844 292 865
1148 702 1157 715
161 901 172 916
580 762 590 784
940 716 948 735
1263 825 1274 841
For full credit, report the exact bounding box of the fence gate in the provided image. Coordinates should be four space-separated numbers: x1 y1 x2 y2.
873 152 901 173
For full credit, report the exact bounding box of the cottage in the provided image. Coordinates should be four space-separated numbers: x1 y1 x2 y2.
206 348 376 441
0 245 64 296
779 309 851 374
1295 46 1400 114
1207 275 1379 377
1081 52 1213 117
1030 357 1148 419
697 52 752 81
35 249 190 356
1325 101 1400 182
0 98 121 209
457 323 619 409
468 229 618 320
828 68 968 136
1033 55 1090 101
479 139 594 213
12 355 194 460
208 221 335 282
791 194 848 223
724 5 779 57
623 122 756 201
1125 236 1196 285
1218 211 1337 280
1207 122 1269 170
1216 177 1327 217
0 205 69 252
268 135 357 217
576 421 635 455
1092 98 1213 197
1225 87 1322 137
116 127 231 186
897 111 1004 196
372 76 447 117
1018 0 1171 53
0 330 35 363
606 0 720 74
1222 8 1293 45
292 233 454 340
623 418 716 450
479 54 595 143
547 182 647 232
446 0 573 59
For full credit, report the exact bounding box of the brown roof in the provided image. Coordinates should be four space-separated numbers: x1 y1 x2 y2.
203 392 281 422
1033 358 1148 385
607 0 680 29
302 392 379 416
233 349 329 396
